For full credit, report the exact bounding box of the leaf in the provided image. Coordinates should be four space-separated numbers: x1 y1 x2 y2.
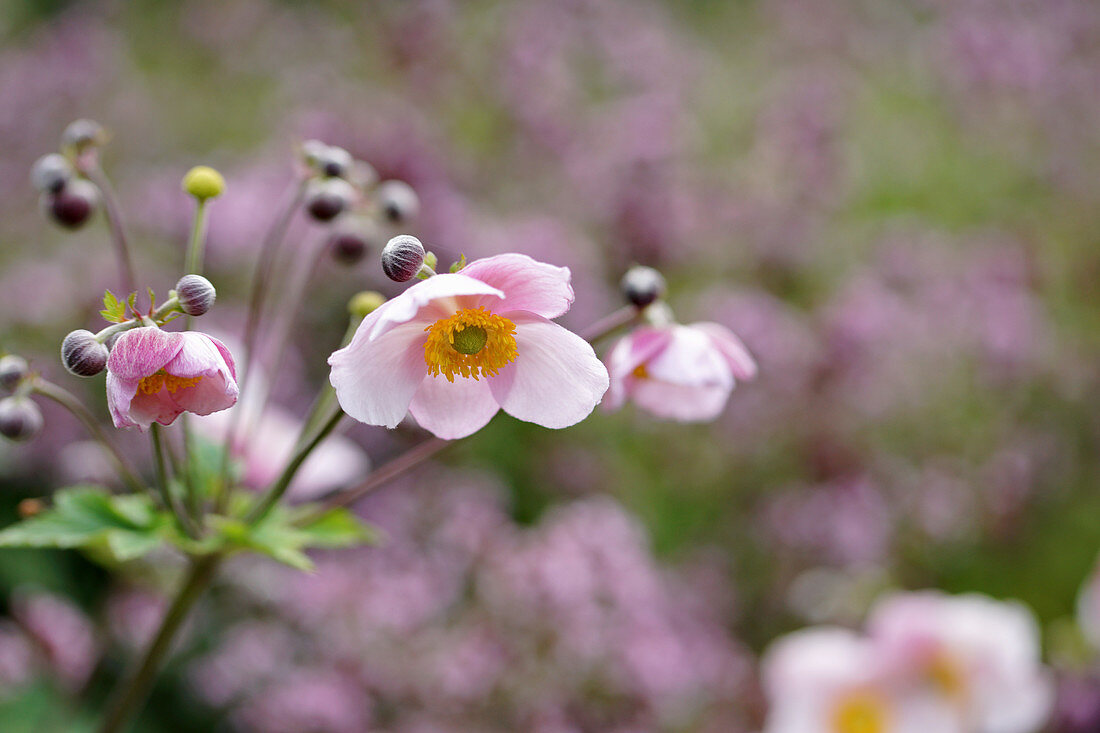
147 286 157 311
0 486 172 563
100 290 126 323
294 507 380 549
126 292 138 317
449 253 467 273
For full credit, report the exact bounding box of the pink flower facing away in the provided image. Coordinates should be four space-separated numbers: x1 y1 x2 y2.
762 591 1054 733
106 327 238 430
328 254 609 440
604 322 757 422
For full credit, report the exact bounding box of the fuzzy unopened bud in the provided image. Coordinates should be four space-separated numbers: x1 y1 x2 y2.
328 218 381 266
0 355 28 391
43 178 98 229
61 329 109 377
0 398 43 442
305 178 355 222
302 140 353 179
381 235 426 282
620 265 666 308
61 119 107 152
176 274 216 316
348 291 386 318
376 180 419 225
182 166 225 201
31 154 73 193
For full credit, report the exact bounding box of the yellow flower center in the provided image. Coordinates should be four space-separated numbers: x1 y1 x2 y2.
632 363 649 379
137 369 203 395
831 692 888 733
424 307 518 382
927 650 967 700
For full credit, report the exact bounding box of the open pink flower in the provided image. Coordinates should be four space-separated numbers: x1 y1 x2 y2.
604 322 756 422
328 253 609 440
106 326 238 430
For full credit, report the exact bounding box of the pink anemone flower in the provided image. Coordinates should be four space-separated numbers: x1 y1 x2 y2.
604 322 757 422
328 253 609 440
106 327 238 430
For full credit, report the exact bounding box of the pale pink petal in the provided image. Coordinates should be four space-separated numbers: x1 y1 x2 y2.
692 322 758 380
645 325 733 388
106 327 183 380
329 321 429 428
630 379 731 422
171 372 238 417
359 273 504 342
604 328 672 411
106 374 141 429
409 373 500 439
168 333 238 381
128 387 186 428
459 253 575 319
488 313 608 429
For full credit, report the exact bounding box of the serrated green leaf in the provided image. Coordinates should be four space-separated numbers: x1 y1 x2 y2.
0 486 171 563
147 286 157 311
294 507 380 549
126 292 138 316
100 290 126 323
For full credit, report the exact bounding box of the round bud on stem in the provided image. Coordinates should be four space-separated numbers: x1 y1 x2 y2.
61 329 109 377
61 119 107 152
328 218 381 266
305 178 355 222
0 355 29 392
375 180 420 225
320 146 353 179
182 166 226 201
0 398 43 442
176 274 217 316
43 178 98 229
620 265 667 309
348 291 386 318
30 154 73 193
381 234 426 282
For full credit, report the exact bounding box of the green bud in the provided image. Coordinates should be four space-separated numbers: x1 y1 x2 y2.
348 291 386 318
182 166 226 201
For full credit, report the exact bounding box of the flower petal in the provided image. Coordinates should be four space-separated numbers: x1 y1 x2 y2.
106 374 141 430
106 327 183 381
691 322 757 381
629 378 731 422
488 313 609 429
460 253 575 319
604 328 673 410
360 273 504 342
329 321 429 428
168 333 237 380
409 373 499 439
645 325 733 388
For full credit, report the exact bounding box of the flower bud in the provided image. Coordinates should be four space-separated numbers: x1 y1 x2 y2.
61 119 107 152
175 274 217 316
0 355 28 391
182 165 226 201
61 329 109 377
30 154 73 193
350 160 379 189
43 178 98 229
328 218 381 266
376 180 419 225
620 265 666 308
381 234 426 282
305 178 355 222
301 140 353 178
348 291 386 318
0 398 43 442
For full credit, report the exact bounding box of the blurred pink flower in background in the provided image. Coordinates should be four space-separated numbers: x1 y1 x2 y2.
106 327 238 430
604 322 756 422
11 591 97 693
330 254 608 439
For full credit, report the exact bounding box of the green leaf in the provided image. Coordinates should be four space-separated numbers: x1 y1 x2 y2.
449 253 467 273
0 486 172 563
100 290 126 323
294 507 380 549
147 286 157 311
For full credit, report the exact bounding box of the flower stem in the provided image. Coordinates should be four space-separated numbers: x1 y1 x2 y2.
245 407 345 524
295 437 450 525
580 305 638 343
84 164 138 299
30 379 145 494
150 425 198 538
184 199 208 277
96 554 221 733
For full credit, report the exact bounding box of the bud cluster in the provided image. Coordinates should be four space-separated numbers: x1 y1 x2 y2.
0 354 40 442
30 120 108 230
298 139 422 268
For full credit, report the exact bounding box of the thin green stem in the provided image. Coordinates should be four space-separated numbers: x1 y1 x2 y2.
296 437 450 525
30 379 144 494
184 200 208 277
96 554 221 733
245 407 345 524
150 425 197 538
85 165 138 299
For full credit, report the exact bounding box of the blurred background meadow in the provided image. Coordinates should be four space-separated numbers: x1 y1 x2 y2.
2 0 1100 730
